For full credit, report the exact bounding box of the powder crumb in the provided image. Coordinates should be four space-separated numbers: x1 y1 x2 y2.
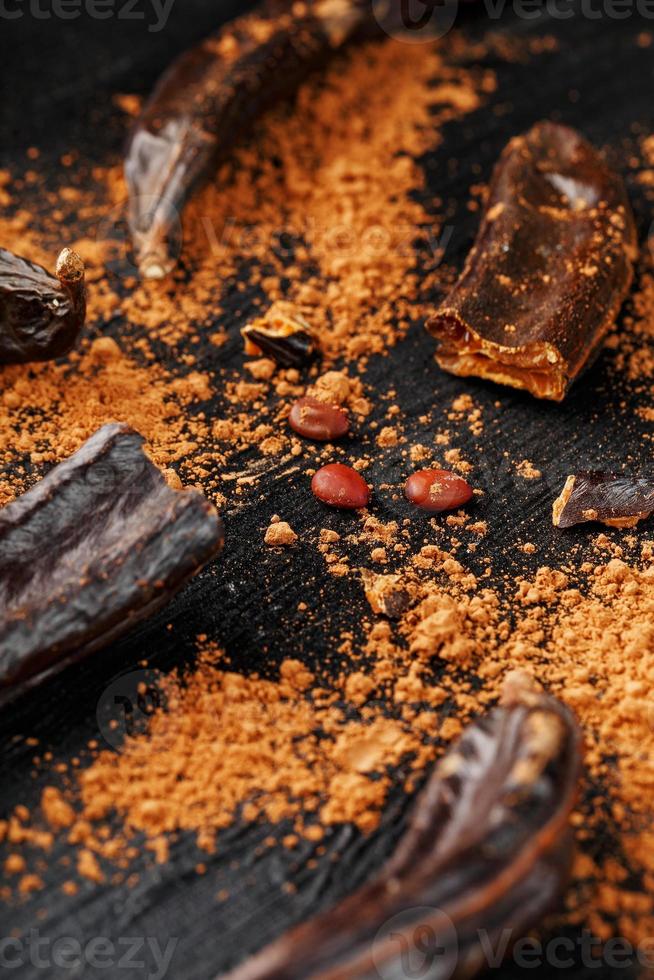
77 850 104 884
18 875 44 895
376 426 399 448
4 854 25 875
41 787 75 830
516 459 542 480
245 358 277 381
264 521 298 547
443 448 473 475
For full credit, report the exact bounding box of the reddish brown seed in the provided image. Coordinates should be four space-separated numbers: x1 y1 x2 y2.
288 396 349 442
405 469 473 513
311 464 370 510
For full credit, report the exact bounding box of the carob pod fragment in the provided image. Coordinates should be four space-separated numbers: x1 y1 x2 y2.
553 472 654 529
0 423 224 693
125 0 375 279
427 121 637 401
224 673 582 980
242 304 319 367
0 247 86 363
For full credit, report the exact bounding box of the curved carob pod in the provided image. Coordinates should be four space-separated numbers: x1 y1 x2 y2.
553 472 654 529
427 121 637 401
125 0 376 279
224 674 582 980
0 423 224 695
0 246 86 363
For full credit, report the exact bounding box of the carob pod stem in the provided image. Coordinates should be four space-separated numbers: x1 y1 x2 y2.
125 0 376 279
0 246 86 363
0 423 224 695
427 121 637 401
224 674 582 980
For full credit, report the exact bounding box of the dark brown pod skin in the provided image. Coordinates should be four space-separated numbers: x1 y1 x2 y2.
242 325 318 368
223 674 582 980
553 472 654 529
0 247 86 364
0 423 224 696
125 0 375 279
427 122 637 401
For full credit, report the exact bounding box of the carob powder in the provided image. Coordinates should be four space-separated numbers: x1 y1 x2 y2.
0 23 653 961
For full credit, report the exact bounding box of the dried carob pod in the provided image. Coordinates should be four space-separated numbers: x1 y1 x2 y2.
0 246 86 363
241 303 319 367
224 673 582 980
0 423 224 695
125 0 375 279
553 472 654 529
427 122 637 401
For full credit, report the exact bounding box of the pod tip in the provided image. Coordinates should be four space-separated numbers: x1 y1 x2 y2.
56 247 85 283
140 258 168 280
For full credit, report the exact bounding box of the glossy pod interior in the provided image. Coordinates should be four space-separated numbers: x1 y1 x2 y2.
427 121 637 401
553 472 654 529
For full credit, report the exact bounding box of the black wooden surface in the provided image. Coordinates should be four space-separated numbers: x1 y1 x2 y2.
1 4 653 979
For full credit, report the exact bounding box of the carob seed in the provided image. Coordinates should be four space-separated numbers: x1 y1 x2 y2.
289 397 349 441
311 464 370 510
405 469 473 512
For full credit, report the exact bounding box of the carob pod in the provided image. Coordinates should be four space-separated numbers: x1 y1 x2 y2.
0 247 86 363
125 0 376 279
427 121 637 401
242 304 319 368
553 472 654 529
224 673 582 980
0 423 224 694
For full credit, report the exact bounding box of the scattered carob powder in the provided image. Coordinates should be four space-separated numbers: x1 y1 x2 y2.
0 36 490 511
0 23 653 961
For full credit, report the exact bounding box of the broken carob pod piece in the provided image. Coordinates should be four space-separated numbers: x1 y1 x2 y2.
242 303 319 367
553 472 654 529
427 122 637 401
224 673 582 980
125 0 375 279
0 423 224 696
0 246 86 364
